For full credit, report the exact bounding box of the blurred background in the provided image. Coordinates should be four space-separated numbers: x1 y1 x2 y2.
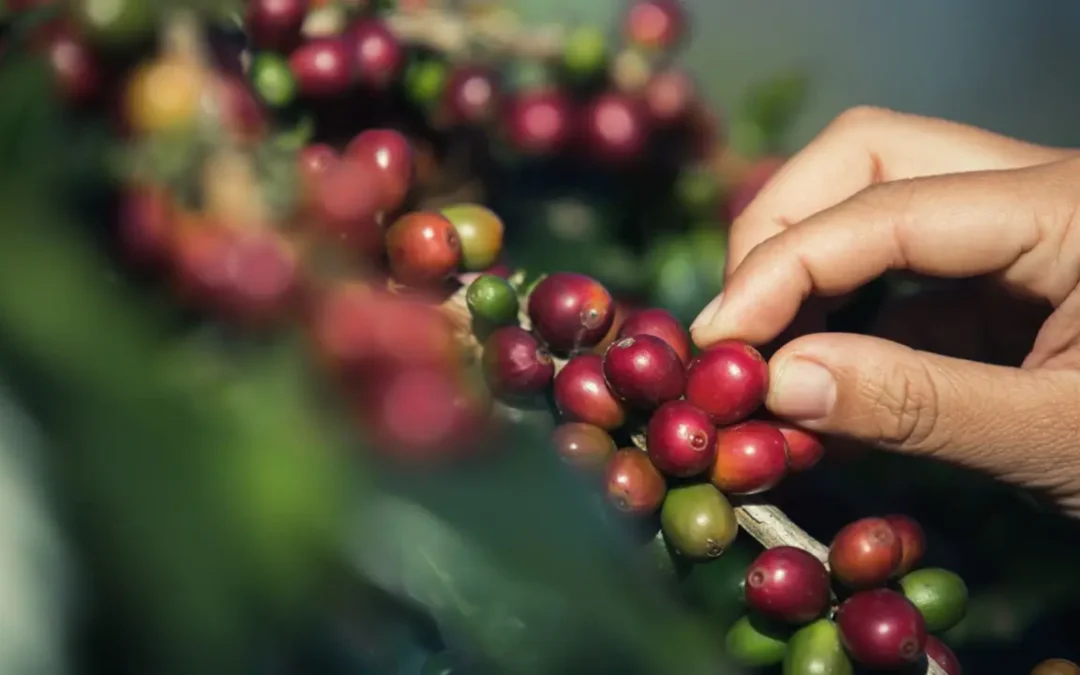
515 0 1080 147
2 1 1080 675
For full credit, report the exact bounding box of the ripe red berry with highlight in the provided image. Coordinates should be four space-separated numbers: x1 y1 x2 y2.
345 128 414 213
481 326 555 400
385 211 462 287
289 37 352 98
245 0 307 52
581 92 648 163
527 272 615 354
744 546 830 624
837 589 927 670
709 420 789 495
348 19 404 89
922 636 962 675
552 423 616 473
309 158 384 257
770 421 825 472
624 0 686 51
602 335 685 408
884 514 927 577
553 354 627 431
643 68 696 126
645 400 716 477
445 65 501 125
41 24 101 105
684 340 769 426
617 307 691 364
504 90 573 155
298 143 338 184
828 517 903 590
604 449 667 516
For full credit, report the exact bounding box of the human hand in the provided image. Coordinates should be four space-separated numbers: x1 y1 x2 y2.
689 106 1080 514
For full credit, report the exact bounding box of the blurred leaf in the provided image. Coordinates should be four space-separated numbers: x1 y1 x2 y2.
740 70 809 151
351 423 743 675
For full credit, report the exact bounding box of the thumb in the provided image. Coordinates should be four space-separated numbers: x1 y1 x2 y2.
766 333 1080 501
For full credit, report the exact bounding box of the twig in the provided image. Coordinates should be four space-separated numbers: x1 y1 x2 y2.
439 282 946 675
385 7 566 59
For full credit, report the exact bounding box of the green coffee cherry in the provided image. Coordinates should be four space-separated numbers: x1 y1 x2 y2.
899 567 968 633
659 483 738 560
250 52 297 108
726 614 789 667
783 619 853 675
467 274 519 328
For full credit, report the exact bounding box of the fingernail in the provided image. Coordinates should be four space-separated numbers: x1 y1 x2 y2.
769 357 837 421
690 293 724 334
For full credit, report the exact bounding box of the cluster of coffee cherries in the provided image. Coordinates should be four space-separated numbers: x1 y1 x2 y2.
724 515 968 674
466 267 826 558
240 0 715 167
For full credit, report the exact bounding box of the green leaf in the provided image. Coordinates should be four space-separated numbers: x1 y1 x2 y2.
740 70 810 151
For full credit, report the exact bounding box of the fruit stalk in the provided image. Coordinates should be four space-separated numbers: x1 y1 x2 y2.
439 282 947 675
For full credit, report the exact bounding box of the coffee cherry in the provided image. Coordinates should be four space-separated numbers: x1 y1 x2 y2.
710 421 789 495
250 52 297 107
771 422 825 473
744 546 829 625
466 274 519 328
624 0 686 51
440 203 505 271
385 211 462 287
828 517 903 590
218 229 300 324
168 223 234 310
245 0 307 51
212 74 268 142
604 449 666 516
481 326 554 400
581 92 648 163
310 158 383 255
119 185 173 265
311 286 458 375
528 272 615 354
40 25 101 105
345 128 413 213
444 65 500 125
643 67 695 126
289 37 352 97
725 614 789 667
783 619 853 675
899 568 968 634
552 423 616 472
884 514 927 576
124 56 204 134
553 354 627 430
660 483 737 560
645 400 716 477
922 636 962 675
562 25 608 80
617 307 691 365
298 143 337 183
602 335 685 408
348 19 403 89
360 365 485 463
1032 660 1080 675
504 90 573 155
836 589 927 670
685 340 769 426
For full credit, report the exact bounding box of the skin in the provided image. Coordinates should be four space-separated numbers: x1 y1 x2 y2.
689 106 1080 516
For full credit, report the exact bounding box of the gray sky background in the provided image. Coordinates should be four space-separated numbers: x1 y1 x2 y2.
513 0 1080 148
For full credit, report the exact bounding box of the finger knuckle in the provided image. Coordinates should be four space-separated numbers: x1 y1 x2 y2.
856 357 944 451
828 105 896 135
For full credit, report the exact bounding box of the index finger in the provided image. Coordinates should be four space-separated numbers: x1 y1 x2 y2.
694 166 1054 347
726 107 1070 280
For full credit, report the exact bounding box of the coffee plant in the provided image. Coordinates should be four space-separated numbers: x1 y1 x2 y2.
0 1 1077 674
